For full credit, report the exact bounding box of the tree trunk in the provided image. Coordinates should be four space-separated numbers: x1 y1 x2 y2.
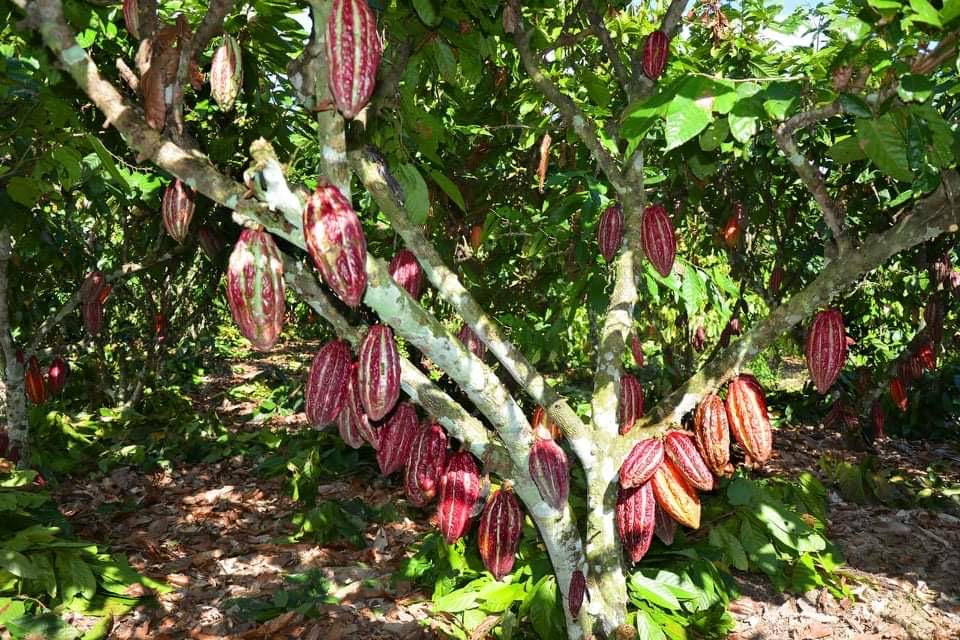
0 227 28 463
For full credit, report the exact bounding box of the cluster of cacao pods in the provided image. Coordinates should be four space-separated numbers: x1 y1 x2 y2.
616 374 772 563
326 0 382 119
23 355 70 405
79 271 112 336
226 227 286 350
304 180 368 308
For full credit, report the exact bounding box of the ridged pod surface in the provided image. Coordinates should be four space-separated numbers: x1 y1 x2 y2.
376 403 418 476
197 226 224 260
457 323 486 360
404 422 448 506
924 300 943 343
305 339 352 427
25 356 47 405
916 340 936 371
210 35 243 111
618 374 644 435
890 377 908 412
477 488 523 580
531 406 561 440
630 334 644 368
303 180 368 307
123 0 139 39
568 570 586 617
96 284 112 305
651 459 701 529
83 301 104 336
154 313 167 343
528 439 569 509
47 357 69 395
326 0 382 119
664 431 714 491
721 211 743 249
162 179 195 244
619 438 664 488
725 374 773 464
615 482 655 563
79 271 106 303
226 228 285 351
641 30 669 79
769 266 784 297
805 309 847 394
597 204 623 262
336 363 378 449
388 249 424 300
437 451 481 543
640 204 676 277
654 504 677 546
694 395 730 476
357 324 401 421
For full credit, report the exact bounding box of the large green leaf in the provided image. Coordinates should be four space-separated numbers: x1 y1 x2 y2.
856 115 913 182
393 163 431 224
629 573 682 610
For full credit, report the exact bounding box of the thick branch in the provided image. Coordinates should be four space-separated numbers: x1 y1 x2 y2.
192 0 234 58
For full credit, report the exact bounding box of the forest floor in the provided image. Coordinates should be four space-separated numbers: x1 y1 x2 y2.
49 343 960 640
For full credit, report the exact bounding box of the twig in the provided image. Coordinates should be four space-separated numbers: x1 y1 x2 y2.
584 1 635 97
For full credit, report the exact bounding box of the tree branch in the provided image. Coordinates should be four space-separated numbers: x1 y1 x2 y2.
628 0 690 99
583 1 635 98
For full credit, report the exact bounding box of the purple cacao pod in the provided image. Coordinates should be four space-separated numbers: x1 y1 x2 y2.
197 225 224 260
303 180 368 307
640 204 676 278
305 339 352 427
376 402 418 475
389 249 424 300
598 204 623 262
619 438 664 489
616 481 655 563
477 488 523 580
83 301 104 336
357 324 401 421
337 363 379 448
46 357 69 395
568 570 587 616
619 374 644 435
457 323 486 360
210 35 243 112
226 228 286 351
437 451 481 543
528 438 569 510
642 30 669 79
326 0 382 119
162 179 195 244
805 309 847 394
405 422 448 506
664 431 714 491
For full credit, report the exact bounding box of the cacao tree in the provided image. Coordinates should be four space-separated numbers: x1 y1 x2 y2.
4 0 960 637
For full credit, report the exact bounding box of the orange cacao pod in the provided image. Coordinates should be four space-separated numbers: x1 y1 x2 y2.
305 339 351 427
597 204 623 262
477 488 523 580
437 451 481 543
619 438 663 489
405 422 448 506
226 228 286 351
694 394 731 476
528 438 569 509
641 30 669 79
640 204 676 277
651 459 700 529
665 431 713 491
326 0 382 119
805 309 847 394
616 481 656 563
724 374 772 464
303 180 368 307
24 356 47 405
618 374 644 435
376 402 418 475
357 324 401 421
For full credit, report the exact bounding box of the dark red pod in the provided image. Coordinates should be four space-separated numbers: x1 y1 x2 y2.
889 377 908 412
654 503 677 546
769 266 784 297
197 225 225 260
405 422 448 506
376 403 418 476
641 30 669 79
664 431 714 491
303 180 368 308
326 0 382 119
568 570 587 617
389 249 424 300
630 334 644 367
436 451 481 543
477 488 523 580
357 324 401 421
805 309 847 394
46 357 69 395
597 204 623 262
162 179 196 244
337 363 378 448
618 374 644 435
619 438 663 488
83 301 104 336
691 325 706 352
457 323 486 361
615 481 655 563
305 339 352 427
528 438 569 509
640 204 676 278
79 271 106 303
24 356 47 405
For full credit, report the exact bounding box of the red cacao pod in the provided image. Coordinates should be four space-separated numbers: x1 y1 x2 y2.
871 401 885 440
46 358 69 395
305 339 352 427
357 324 401 421
725 374 772 464
95 284 113 305
82 301 104 336
25 356 47 405
694 394 731 476
162 179 195 244
654 504 677 546
326 0 382 119
691 325 706 352
154 312 167 343
469 225 483 251
641 30 669 79
531 406 562 440
924 300 943 343
123 0 140 39
437 451 482 543
303 180 368 307
720 212 742 249
805 309 847 394
889 377 908 412
405 422 448 506
477 488 523 580
197 226 224 260
619 438 664 489
640 204 676 278
457 323 486 360
376 402 418 475
630 334 644 368
210 35 243 112
227 228 286 351
597 204 623 262
769 266 784 297
568 570 587 617
79 271 106 303
619 374 644 435
916 340 936 370
651 459 700 529
615 481 655 563
665 431 713 491
337 363 378 449
388 249 424 300
528 438 569 510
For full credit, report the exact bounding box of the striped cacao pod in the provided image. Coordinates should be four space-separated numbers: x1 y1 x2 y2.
303 180 368 308
619 438 664 489
376 402 418 475
457 323 486 360
96 284 113 305
226 228 286 351
305 339 352 427
619 374 644 435
210 35 243 112
46 357 69 395
691 325 706 352
693 394 730 476
337 363 378 449
437 451 481 543
769 266 784 297
597 204 623 262
664 431 714 491
640 204 676 277
871 402 885 440
162 179 195 244
641 30 669 79
805 309 847 394
357 324 401 421
388 249 424 300
568 570 586 617
932 253 952 284
615 481 655 563
197 225 224 260
651 459 700 529
630 334 644 367
889 377 908 412
154 312 167 343
531 406 561 440
79 271 106 303
123 0 140 39
725 374 772 464
83 301 104 336
528 438 569 509
326 0 382 119
24 356 47 405
654 504 677 545
477 488 523 580
915 340 936 371
405 422 448 506
924 300 943 342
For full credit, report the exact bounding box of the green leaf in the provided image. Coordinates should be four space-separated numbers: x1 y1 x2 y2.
6 177 46 208
434 41 458 85
726 477 757 505
635 609 668 640
829 136 867 163
629 573 682 610
898 75 935 103
56 551 97 601
664 100 712 151
434 587 480 612
476 580 525 612
709 525 749 571
740 520 783 576
680 263 706 318
943 0 960 23
909 0 942 25
527 575 564 640
728 98 764 143
412 0 441 26
830 15 872 40
429 170 466 212
394 163 431 224
0 549 36 578
699 118 729 151
839 93 872 118
762 83 800 121
912 104 955 167
856 115 913 182
755 502 826 553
